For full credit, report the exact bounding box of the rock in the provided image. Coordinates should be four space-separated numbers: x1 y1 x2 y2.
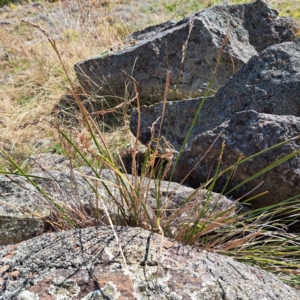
0 164 240 245
29 153 70 172
130 38 300 151
170 110 300 209
0 6 11 13
78 167 244 237
0 169 112 245
130 96 208 151
75 0 297 104
210 36 300 117
0 175 47 246
1 226 299 299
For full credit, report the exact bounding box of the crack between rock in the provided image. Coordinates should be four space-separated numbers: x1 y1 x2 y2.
216 277 227 300
228 262 247 280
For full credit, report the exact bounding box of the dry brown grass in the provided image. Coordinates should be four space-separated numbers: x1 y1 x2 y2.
0 0 134 165
1 1 300 287
0 0 209 167
0 0 299 168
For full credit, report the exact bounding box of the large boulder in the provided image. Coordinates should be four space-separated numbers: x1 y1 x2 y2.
170 110 300 209
75 0 297 103
1 226 299 299
130 38 300 151
0 164 238 245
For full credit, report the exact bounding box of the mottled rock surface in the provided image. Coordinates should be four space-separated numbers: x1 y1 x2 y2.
29 153 70 172
0 175 47 246
0 165 239 245
170 110 300 208
0 169 112 245
75 0 297 103
1 226 299 299
130 38 300 151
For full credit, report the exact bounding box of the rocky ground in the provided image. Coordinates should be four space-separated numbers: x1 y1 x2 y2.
1 1 300 297
0 0 299 168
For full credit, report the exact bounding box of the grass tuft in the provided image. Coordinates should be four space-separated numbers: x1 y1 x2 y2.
1 0 300 290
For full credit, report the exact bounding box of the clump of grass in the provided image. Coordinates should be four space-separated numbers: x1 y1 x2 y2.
1 0 300 168
2 14 300 289
1 0 300 290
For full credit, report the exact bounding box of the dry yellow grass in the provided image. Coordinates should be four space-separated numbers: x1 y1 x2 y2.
1 1 300 287
0 0 134 165
0 0 299 168
0 0 208 167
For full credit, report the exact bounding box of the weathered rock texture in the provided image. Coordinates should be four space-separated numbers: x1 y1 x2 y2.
130 38 300 151
170 110 300 209
0 169 111 245
1 226 299 299
0 175 47 246
81 166 246 237
29 153 70 172
75 0 297 103
0 165 239 245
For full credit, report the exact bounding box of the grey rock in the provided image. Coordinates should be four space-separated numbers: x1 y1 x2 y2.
0 164 239 245
130 96 208 151
0 175 47 246
130 38 300 151
29 153 70 172
78 167 244 237
211 36 300 117
0 169 112 245
1 226 299 299
0 6 11 13
75 0 297 104
170 110 300 209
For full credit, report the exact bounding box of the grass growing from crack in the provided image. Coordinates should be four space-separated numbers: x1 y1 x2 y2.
1 0 300 289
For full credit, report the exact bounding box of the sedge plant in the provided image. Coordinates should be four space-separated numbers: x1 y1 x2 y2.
0 3 300 290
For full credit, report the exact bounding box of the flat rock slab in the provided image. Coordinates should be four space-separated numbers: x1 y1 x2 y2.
1 226 299 299
170 110 300 209
75 0 297 103
130 38 300 151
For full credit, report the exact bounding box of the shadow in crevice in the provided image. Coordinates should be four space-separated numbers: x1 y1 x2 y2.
54 86 131 130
